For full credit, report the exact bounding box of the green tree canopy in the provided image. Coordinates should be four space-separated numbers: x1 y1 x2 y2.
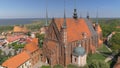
36 33 45 48
88 60 109 68
109 33 120 52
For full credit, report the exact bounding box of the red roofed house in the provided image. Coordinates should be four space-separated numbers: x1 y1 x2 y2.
42 9 102 66
13 25 28 34
2 38 40 68
6 35 24 44
2 51 31 68
23 38 40 67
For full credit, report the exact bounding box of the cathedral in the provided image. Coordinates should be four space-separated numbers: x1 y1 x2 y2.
41 1 103 67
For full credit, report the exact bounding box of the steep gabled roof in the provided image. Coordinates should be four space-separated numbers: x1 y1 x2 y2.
24 42 39 53
54 18 92 42
2 51 30 68
13 26 28 33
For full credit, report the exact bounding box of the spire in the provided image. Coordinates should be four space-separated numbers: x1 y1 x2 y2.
52 17 55 23
45 0 48 26
73 0 78 19
95 9 99 31
96 9 98 25
62 0 67 29
87 11 89 19
80 13 82 18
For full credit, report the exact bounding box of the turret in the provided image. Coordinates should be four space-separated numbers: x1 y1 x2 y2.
45 0 48 26
86 12 89 19
73 0 78 19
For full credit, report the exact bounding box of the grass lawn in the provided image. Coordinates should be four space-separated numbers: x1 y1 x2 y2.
87 53 106 64
41 65 51 68
97 44 111 52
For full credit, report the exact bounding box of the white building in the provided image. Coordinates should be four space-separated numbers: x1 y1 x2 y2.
72 44 87 67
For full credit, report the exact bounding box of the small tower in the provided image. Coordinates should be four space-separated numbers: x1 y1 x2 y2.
80 13 82 18
95 9 99 31
73 9 78 19
45 0 48 27
73 0 78 19
86 12 89 19
72 43 87 67
62 2 67 29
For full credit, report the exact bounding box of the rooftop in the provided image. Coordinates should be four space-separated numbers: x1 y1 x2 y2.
2 51 30 68
54 18 91 42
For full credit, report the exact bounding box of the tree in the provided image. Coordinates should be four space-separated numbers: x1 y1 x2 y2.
109 33 120 52
0 50 2 55
88 60 109 68
36 33 45 48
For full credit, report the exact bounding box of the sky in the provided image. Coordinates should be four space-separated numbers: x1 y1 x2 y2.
0 0 120 18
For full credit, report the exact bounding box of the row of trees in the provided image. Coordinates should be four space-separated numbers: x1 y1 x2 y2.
40 61 109 68
99 19 120 37
8 42 25 50
109 33 120 52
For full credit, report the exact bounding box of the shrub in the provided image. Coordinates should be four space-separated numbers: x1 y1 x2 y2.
53 64 64 68
41 65 51 68
67 64 79 68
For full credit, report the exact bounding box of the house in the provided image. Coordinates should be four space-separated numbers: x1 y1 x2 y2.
23 38 40 67
2 51 31 68
13 25 28 34
6 35 24 44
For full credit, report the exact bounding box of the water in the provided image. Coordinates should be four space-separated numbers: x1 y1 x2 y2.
0 18 43 26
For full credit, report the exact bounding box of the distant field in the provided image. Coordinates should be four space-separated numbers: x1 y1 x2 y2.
0 18 120 33
0 18 50 32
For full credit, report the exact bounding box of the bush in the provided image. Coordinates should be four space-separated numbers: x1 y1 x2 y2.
67 64 79 68
88 60 109 68
109 33 120 52
41 65 51 68
53 64 64 68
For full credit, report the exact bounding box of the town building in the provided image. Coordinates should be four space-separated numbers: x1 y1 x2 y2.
2 38 41 68
23 38 41 67
2 51 31 68
13 25 28 34
72 44 87 67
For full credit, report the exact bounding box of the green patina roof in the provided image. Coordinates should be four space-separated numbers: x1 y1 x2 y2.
73 47 86 56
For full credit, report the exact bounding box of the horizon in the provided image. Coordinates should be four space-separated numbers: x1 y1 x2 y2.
0 0 120 18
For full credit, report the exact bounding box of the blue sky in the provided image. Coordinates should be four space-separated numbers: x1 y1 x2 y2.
0 0 120 18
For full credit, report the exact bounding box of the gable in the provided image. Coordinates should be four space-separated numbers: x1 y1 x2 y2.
54 18 92 42
46 21 60 41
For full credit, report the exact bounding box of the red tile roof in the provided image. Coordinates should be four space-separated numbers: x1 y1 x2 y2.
24 42 39 53
7 35 24 42
54 18 91 42
13 26 28 33
2 51 30 68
